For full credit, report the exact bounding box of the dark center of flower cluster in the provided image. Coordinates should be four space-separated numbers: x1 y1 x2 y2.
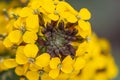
37 14 84 59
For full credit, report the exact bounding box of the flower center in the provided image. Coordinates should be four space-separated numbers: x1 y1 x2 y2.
37 15 85 59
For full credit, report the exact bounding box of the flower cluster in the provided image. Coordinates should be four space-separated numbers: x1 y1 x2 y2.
0 0 118 80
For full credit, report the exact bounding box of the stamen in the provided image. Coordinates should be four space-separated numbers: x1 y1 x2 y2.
28 58 35 63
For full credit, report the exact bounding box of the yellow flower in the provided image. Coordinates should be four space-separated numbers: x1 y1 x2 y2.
75 8 92 38
15 7 39 33
49 55 73 79
15 44 39 70
16 44 51 70
16 44 36 64
14 17 38 44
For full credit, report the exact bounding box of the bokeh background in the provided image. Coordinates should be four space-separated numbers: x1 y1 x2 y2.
0 0 119 80
67 0 120 80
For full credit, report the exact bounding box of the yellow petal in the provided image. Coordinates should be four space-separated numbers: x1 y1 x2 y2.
23 63 30 74
49 57 61 69
38 7 46 14
30 1 42 9
23 31 38 43
65 3 78 15
78 20 91 31
41 73 53 80
56 2 77 15
6 20 14 33
42 1 55 13
24 44 38 58
0 61 8 71
78 8 91 20
73 57 86 71
15 66 24 76
16 46 28 64
48 13 59 21
14 18 22 29
61 12 77 23
15 64 29 76
61 63 73 74
8 30 22 43
49 69 59 79
26 71 39 80
19 7 33 17
3 59 17 68
35 53 50 67
67 16 77 23
26 14 39 32
3 37 13 48
29 63 42 71
61 55 73 73
75 42 89 56
56 2 66 14
62 55 73 65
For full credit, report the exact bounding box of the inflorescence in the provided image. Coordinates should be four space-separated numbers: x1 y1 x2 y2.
0 0 118 80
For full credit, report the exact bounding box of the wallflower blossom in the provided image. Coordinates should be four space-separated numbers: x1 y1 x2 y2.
0 0 118 80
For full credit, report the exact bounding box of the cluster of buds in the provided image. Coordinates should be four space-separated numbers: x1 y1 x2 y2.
0 0 118 80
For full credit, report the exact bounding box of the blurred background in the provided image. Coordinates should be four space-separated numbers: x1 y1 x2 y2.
0 0 119 80
67 0 120 80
